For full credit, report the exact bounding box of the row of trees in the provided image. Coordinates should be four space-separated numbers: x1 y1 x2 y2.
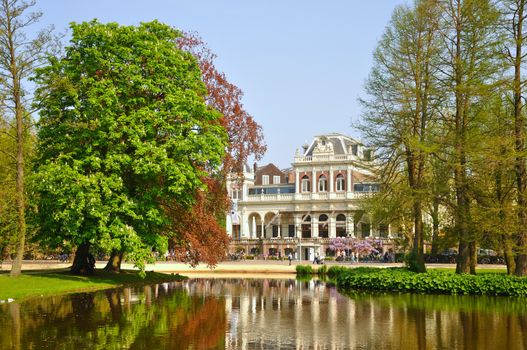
361 0 527 275
0 0 265 276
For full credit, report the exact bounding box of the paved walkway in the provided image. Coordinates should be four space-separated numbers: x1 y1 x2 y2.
0 259 506 275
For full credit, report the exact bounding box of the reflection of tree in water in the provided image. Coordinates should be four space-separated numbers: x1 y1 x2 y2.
0 282 226 350
2 280 527 349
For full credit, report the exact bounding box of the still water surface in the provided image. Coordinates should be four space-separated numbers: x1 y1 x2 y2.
1 277 526 349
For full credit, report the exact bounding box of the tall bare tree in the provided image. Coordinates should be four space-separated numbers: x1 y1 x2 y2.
0 0 54 276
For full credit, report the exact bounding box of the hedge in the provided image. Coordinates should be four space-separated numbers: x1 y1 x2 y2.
333 267 527 297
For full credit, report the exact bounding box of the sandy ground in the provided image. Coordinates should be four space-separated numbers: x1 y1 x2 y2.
0 259 506 275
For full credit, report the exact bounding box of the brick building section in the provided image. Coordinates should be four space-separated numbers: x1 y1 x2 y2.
254 163 286 185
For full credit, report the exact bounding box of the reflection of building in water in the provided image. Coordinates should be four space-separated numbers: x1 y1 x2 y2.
190 278 360 349
181 278 527 350
0 279 526 349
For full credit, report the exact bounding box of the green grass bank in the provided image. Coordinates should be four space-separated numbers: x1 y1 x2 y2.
0 269 186 301
296 265 527 297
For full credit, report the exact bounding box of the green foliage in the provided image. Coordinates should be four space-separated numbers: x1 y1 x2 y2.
31 20 227 272
333 267 527 296
317 264 328 276
405 251 427 273
295 265 313 276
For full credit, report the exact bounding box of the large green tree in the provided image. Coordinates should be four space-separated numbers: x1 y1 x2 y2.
500 0 527 276
437 0 502 274
32 20 226 274
360 0 441 272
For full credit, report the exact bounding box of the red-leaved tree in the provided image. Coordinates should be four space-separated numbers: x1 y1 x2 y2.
162 33 266 267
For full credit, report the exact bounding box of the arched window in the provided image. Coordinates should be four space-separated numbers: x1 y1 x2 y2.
319 214 328 238
301 175 311 192
336 214 346 237
318 174 327 192
302 215 311 238
336 174 345 192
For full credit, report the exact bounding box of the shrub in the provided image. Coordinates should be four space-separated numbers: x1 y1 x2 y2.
296 265 313 276
317 264 328 276
332 267 527 296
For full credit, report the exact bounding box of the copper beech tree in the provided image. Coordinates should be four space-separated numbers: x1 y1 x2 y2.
166 33 266 266
103 32 266 271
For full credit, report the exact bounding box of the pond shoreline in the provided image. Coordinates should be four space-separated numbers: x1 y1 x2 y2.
0 259 506 274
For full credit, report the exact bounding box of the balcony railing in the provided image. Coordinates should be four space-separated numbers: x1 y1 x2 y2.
230 237 332 244
243 191 373 202
294 154 361 163
244 193 294 202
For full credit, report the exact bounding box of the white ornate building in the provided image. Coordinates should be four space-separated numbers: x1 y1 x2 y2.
226 133 385 260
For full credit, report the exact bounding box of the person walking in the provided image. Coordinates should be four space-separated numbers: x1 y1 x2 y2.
288 253 292 266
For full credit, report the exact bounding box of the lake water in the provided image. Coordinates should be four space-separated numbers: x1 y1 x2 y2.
0 277 526 349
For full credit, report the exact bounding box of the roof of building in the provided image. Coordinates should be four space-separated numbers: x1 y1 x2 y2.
303 133 362 157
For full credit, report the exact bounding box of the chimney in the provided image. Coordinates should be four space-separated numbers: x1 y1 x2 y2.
253 162 257 173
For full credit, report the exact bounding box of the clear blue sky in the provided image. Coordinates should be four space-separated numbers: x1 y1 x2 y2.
35 0 408 168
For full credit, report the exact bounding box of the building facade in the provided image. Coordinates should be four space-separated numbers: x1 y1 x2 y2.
226 133 385 261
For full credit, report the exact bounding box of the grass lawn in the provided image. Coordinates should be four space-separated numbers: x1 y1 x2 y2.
0 269 186 301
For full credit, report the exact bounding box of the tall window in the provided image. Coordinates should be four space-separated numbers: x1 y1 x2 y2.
273 175 281 184
262 175 269 185
336 214 346 237
319 214 328 238
301 175 310 192
336 174 345 192
318 174 327 192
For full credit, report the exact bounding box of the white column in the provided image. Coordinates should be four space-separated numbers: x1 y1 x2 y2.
278 224 281 238
329 167 334 192
295 170 300 193
329 216 336 238
347 167 352 192
252 216 256 239
242 213 249 238
294 215 302 238
261 222 265 238
312 216 319 238
346 214 354 237
312 168 317 193
226 213 232 237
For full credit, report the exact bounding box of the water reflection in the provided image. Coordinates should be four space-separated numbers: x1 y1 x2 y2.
0 278 526 349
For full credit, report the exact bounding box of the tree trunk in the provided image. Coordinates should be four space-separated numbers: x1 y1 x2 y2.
512 0 527 277
7 1 26 278
104 250 123 272
430 198 440 257
70 242 95 275
469 241 477 275
411 200 427 272
504 238 516 275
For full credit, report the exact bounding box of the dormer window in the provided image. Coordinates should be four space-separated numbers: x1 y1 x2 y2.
301 175 311 192
262 175 269 185
273 175 280 184
318 174 327 192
